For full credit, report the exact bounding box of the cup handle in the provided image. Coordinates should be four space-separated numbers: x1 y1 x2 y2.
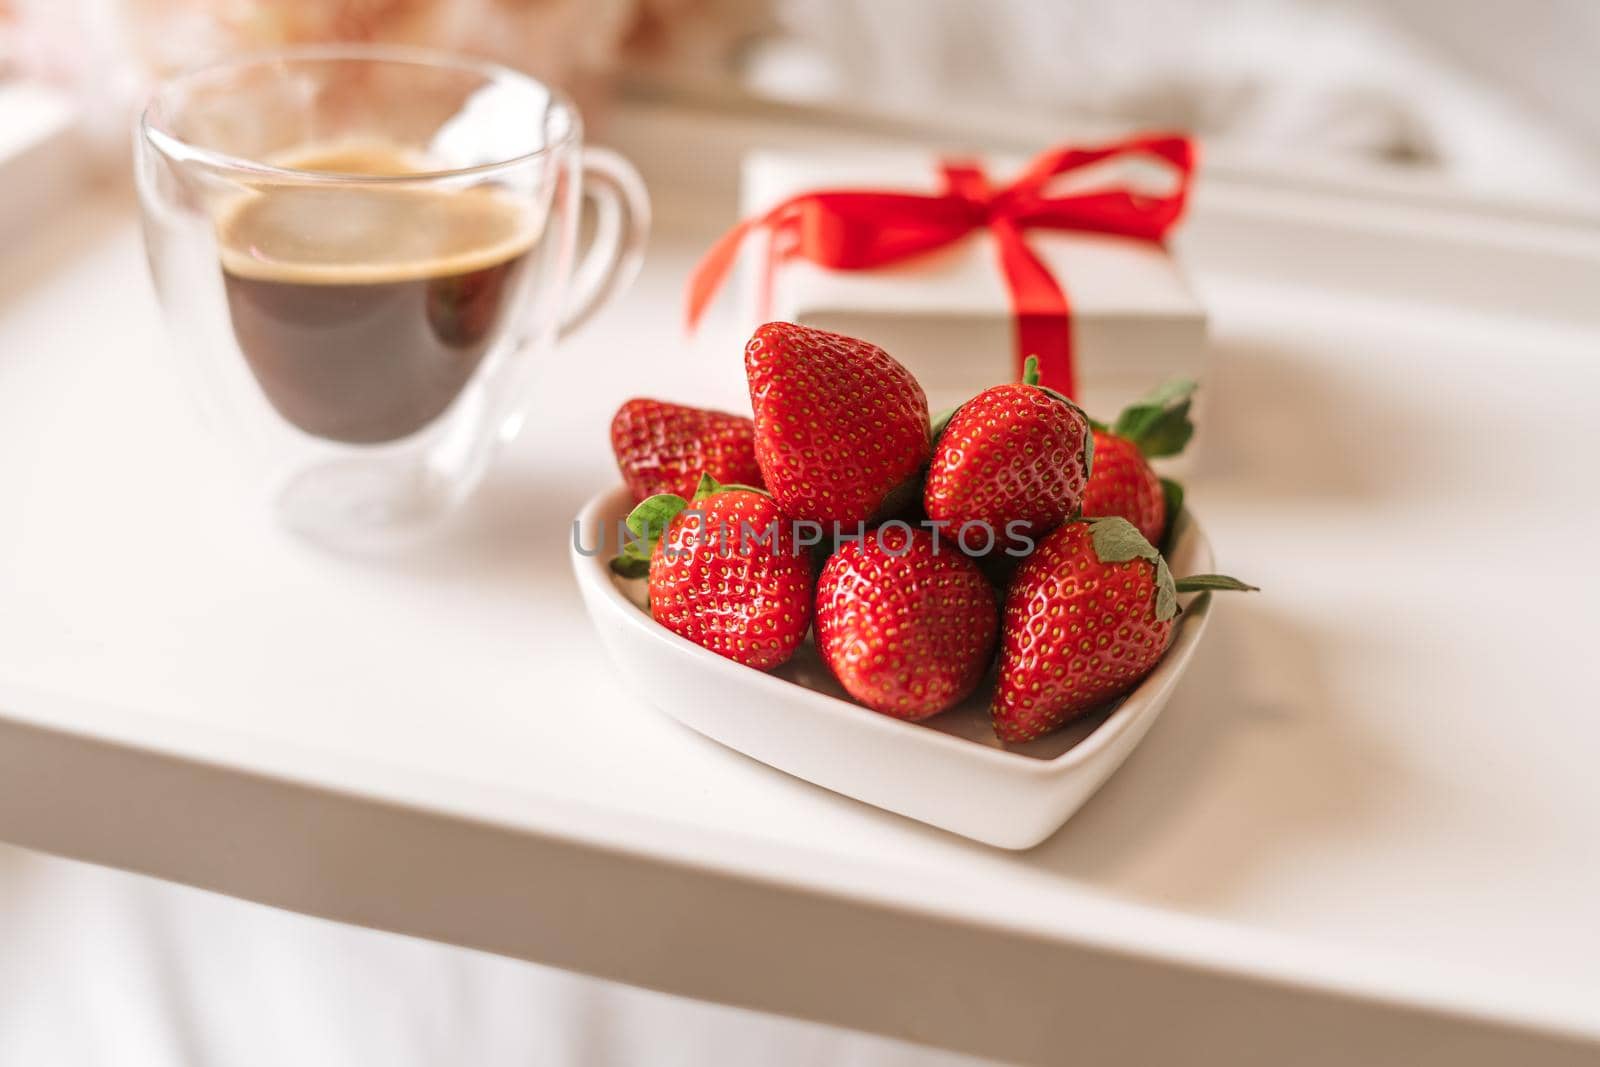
558 146 650 339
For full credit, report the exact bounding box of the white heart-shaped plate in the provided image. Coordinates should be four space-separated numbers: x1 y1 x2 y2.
572 486 1215 849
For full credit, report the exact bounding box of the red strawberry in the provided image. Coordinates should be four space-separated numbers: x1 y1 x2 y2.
924 356 1092 550
611 475 813 670
1082 380 1196 546
745 322 930 530
1084 431 1166 546
815 524 997 720
993 517 1254 742
610 398 762 504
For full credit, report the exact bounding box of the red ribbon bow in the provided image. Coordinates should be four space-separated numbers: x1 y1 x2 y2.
686 133 1196 398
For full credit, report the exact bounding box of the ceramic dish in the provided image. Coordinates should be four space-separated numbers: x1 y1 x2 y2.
572 485 1216 849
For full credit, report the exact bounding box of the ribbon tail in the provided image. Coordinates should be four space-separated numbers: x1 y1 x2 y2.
989 217 1075 398
685 216 761 331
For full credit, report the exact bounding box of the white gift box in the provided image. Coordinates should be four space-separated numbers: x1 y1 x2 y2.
739 150 1208 418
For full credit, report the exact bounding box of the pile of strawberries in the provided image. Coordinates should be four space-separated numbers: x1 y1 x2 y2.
608 322 1251 743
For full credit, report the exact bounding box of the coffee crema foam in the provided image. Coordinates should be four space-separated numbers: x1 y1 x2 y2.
217 143 541 286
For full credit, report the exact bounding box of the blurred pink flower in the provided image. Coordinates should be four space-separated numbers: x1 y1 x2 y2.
0 0 757 164
3 0 641 128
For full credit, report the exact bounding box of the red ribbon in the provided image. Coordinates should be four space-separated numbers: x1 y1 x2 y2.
686 133 1196 398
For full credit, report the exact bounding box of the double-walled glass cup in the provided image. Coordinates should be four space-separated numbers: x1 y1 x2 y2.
137 45 647 547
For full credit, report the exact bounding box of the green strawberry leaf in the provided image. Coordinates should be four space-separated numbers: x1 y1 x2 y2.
1135 377 1198 409
929 404 960 443
1154 555 1177 622
1087 516 1179 622
1133 404 1194 458
1087 516 1160 564
690 473 721 502
1113 378 1198 458
627 492 689 541
1160 477 1185 524
1157 477 1184 555
1089 518 1256 620
1174 574 1259 593
690 471 767 501
875 472 925 521
612 491 689 577
609 554 650 579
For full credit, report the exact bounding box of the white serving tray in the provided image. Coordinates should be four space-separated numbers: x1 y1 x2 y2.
3 96 1600 1064
574 485 1217 848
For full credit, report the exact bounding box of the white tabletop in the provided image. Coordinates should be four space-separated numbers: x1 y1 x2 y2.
3 105 1600 1066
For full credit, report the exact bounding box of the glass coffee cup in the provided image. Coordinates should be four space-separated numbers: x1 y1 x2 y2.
137 45 648 547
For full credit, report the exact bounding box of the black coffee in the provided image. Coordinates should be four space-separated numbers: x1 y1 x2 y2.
218 146 536 445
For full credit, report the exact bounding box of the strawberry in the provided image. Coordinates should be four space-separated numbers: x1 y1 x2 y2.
610 398 762 504
993 517 1254 742
1082 379 1196 546
815 524 998 720
924 356 1092 551
1084 431 1167 547
745 322 930 530
610 475 812 669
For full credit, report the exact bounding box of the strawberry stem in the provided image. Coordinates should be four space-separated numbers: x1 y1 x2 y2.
1021 355 1041 387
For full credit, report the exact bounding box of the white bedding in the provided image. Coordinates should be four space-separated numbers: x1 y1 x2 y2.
0 843 995 1066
